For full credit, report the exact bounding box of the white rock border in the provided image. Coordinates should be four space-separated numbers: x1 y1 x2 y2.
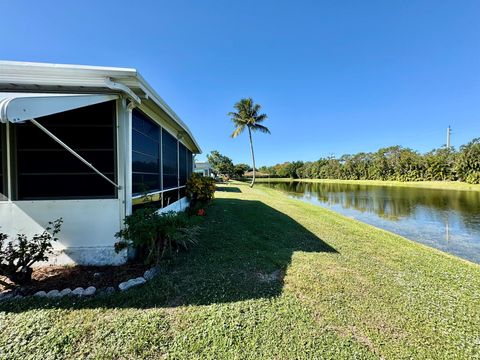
0 266 160 302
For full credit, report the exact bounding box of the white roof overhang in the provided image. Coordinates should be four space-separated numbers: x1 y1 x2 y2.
0 61 202 153
0 92 118 123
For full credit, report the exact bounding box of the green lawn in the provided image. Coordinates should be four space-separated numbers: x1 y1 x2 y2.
1 182 480 359
255 177 480 191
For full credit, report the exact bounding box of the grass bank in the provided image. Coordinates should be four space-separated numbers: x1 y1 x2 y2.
254 177 480 191
1 182 479 359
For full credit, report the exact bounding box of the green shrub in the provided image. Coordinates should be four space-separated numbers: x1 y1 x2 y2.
0 218 63 288
465 172 480 184
115 209 200 265
186 173 216 205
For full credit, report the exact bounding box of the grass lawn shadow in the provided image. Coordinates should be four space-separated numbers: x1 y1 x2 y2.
2 198 337 312
216 186 242 193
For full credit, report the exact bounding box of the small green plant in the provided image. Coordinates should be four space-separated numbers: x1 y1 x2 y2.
0 218 63 288
186 173 216 206
115 209 200 265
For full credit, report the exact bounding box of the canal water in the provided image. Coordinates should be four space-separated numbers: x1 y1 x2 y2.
259 181 480 264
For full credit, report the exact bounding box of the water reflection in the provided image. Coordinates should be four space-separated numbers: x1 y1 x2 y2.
261 182 480 263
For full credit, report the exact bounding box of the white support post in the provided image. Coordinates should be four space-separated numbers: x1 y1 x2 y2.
160 127 163 208
177 138 180 200
5 122 12 200
116 98 127 224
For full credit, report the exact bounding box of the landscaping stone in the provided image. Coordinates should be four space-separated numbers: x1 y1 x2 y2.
84 286 96 296
1 265 153 301
60 288 72 297
72 287 84 296
1 265 152 301
34 291 47 297
46 290 61 298
118 281 128 291
143 266 160 281
118 277 146 291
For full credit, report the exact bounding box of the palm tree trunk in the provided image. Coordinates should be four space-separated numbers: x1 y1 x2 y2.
248 127 256 187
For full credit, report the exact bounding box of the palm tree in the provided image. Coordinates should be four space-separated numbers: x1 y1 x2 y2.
229 98 270 187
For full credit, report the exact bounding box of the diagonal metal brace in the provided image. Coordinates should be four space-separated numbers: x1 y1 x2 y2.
30 118 121 189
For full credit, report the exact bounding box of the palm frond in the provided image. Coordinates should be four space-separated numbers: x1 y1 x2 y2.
231 124 246 138
254 113 267 123
251 124 271 134
229 97 270 137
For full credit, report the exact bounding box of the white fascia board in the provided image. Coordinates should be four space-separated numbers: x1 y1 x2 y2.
0 92 118 123
0 60 137 78
0 61 202 153
0 61 136 89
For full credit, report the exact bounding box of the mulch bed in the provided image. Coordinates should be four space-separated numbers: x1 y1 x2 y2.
0 263 149 296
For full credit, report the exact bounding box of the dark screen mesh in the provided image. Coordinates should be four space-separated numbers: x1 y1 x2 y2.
15 101 116 200
163 188 179 207
162 130 178 190
132 110 160 194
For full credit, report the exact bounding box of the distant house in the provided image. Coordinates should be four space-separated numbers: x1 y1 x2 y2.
194 162 214 177
0 61 201 265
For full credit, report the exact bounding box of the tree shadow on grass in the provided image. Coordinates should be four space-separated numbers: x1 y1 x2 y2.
1 199 337 313
216 186 242 193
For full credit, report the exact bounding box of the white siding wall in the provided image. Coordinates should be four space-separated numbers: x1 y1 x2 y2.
0 199 126 265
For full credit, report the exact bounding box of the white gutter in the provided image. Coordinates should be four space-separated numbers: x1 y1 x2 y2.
104 77 141 104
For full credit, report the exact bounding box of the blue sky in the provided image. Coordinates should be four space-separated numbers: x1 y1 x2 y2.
1 1 479 166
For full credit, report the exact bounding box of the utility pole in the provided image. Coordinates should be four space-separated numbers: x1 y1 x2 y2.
447 125 451 148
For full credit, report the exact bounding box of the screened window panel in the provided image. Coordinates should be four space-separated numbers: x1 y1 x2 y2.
18 174 115 200
15 101 116 200
18 150 114 174
142 119 160 140
132 174 160 194
133 199 162 212
132 152 159 174
132 110 161 195
162 130 178 190
163 188 179 207
179 186 186 199
16 126 114 150
132 130 159 158
179 143 187 186
0 124 5 200
132 113 160 140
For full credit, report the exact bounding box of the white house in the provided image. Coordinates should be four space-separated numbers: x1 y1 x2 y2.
194 162 214 177
0 61 201 265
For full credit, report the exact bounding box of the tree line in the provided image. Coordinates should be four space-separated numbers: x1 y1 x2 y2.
258 138 480 184
206 150 251 178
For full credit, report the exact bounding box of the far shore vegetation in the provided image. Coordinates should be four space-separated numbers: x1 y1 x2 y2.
254 177 480 192
258 138 480 185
